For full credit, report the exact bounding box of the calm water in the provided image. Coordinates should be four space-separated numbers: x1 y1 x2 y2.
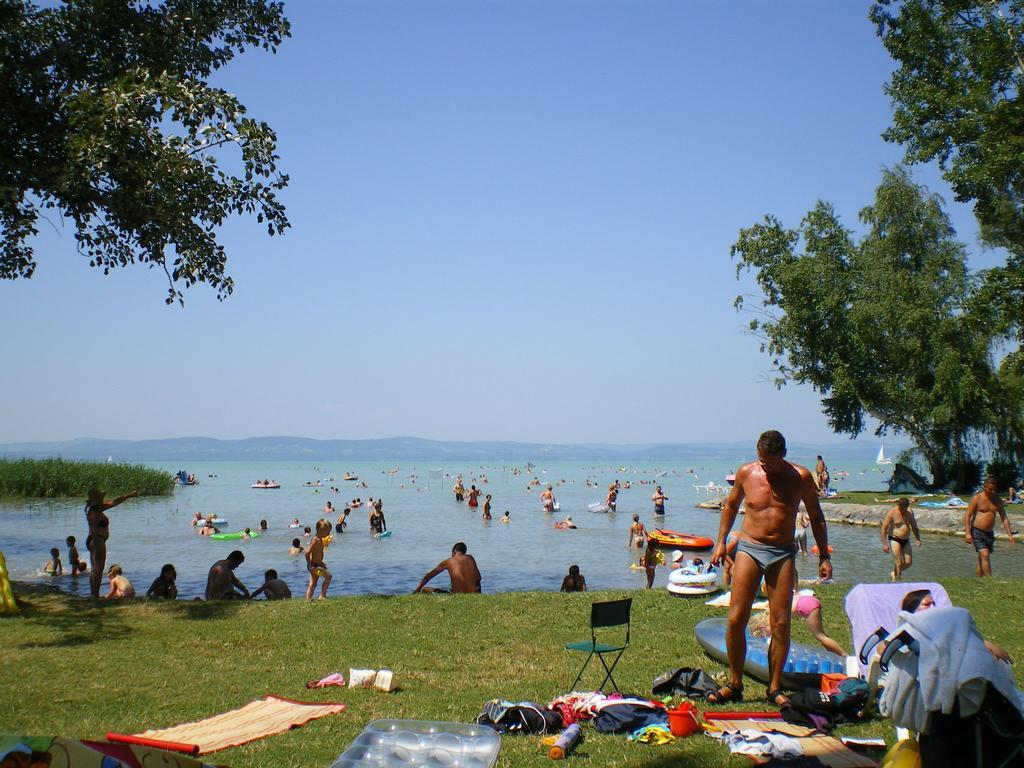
3 456 1019 599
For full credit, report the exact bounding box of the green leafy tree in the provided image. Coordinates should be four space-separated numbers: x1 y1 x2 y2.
732 168 1002 490
871 0 1024 337
0 0 290 304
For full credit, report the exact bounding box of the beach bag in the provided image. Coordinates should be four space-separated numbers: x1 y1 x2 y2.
476 700 562 734
593 701 668 734
652 667 718 699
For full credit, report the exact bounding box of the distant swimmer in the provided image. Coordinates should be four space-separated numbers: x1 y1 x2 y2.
369 501 387 536
652 485 668 515
467 485 481 508
482 494 492 520
605 484 618 513
453 476 465 502
413 542 482 594
501 511 511 524
628 514 647 549
289 538 303 555
540 484 556 512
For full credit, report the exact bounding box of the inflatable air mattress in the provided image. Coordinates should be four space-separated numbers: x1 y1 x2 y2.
694 617 845 689
209 531 262 541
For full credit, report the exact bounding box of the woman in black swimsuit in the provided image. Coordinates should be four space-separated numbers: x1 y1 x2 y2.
85 487 139 598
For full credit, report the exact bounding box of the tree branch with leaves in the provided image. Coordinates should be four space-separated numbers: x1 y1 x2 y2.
0 0 291 304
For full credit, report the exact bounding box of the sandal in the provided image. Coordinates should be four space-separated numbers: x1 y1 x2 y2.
766 689 791 708
705 683 744 704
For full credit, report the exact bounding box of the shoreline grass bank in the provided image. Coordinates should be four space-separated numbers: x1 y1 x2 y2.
3 579 1021 767
0 458 173 498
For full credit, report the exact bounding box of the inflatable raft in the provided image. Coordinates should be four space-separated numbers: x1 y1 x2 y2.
694 617 845 689
648 528 714 550
667 565 720 596
209 531 261 541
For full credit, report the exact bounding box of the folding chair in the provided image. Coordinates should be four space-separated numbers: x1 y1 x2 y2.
565 598 631 692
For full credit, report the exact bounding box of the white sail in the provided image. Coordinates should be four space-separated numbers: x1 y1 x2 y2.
876 445 893 465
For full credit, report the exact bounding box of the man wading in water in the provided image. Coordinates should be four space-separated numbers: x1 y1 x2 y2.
709 430 832 707
965 477 1017 576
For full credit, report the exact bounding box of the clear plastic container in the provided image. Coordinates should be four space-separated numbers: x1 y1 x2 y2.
330 719 502 768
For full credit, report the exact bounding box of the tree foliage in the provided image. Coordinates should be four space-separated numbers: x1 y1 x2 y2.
0 0 290 304
733 168 1009 490
871 0 1024 337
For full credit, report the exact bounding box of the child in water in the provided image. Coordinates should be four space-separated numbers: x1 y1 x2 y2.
66 536 86 575
252 569 293 600
146 564 178 599
304 520 333 601
105 564 135 599
43 547 62 576
288 538 303 555
501 511 511 524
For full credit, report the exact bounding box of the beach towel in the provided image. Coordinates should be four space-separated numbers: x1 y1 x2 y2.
0 734 220 767
750 735 878 767
878 607 1024 733
106 695 347 755
918 496 967 508
844 582 951 675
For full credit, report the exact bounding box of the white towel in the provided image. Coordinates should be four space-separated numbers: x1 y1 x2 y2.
879 607 1024 733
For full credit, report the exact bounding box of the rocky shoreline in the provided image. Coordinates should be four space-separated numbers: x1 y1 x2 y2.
695 499 1018 539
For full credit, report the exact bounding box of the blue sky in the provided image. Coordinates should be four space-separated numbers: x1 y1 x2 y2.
0 1 1005 444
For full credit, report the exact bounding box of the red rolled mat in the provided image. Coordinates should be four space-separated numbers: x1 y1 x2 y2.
105 732 200 755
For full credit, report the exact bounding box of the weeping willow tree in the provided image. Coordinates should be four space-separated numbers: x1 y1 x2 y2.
732 168 1016 490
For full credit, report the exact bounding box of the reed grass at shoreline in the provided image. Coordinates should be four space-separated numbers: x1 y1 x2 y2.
0 457 173 498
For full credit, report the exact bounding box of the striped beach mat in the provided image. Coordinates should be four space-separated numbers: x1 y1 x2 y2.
107 695 347 755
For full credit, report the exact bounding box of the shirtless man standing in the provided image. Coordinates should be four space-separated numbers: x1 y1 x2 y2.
709 430 831 707
540 484 556 512
880 498 922 580
652 485 668 516
205 550 250 600
965 477 1017 576
413 542 482 593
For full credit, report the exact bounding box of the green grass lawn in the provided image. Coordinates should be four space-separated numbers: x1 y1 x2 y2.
3 580 1022 767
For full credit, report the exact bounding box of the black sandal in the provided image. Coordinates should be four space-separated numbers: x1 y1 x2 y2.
766 689 791 708
705 682 744 704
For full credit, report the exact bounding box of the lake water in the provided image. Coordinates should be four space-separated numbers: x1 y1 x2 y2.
3 456 1019 599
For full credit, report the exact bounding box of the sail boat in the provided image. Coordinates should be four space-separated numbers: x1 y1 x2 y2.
876 445 894 465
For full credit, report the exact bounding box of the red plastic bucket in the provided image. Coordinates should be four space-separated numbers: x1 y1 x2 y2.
667 703 701 738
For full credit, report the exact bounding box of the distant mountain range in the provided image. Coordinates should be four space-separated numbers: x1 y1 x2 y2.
0 435 903 463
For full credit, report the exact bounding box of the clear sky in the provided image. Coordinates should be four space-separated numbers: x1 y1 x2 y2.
0 1 1005 445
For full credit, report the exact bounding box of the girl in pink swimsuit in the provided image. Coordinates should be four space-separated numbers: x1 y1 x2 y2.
752 591 848 657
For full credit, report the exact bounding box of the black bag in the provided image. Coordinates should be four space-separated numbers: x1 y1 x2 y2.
593 701 668 733
652 667 718 698
476 700 563 734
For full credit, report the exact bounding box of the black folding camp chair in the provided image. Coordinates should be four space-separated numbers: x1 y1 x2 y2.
565 598 631 692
